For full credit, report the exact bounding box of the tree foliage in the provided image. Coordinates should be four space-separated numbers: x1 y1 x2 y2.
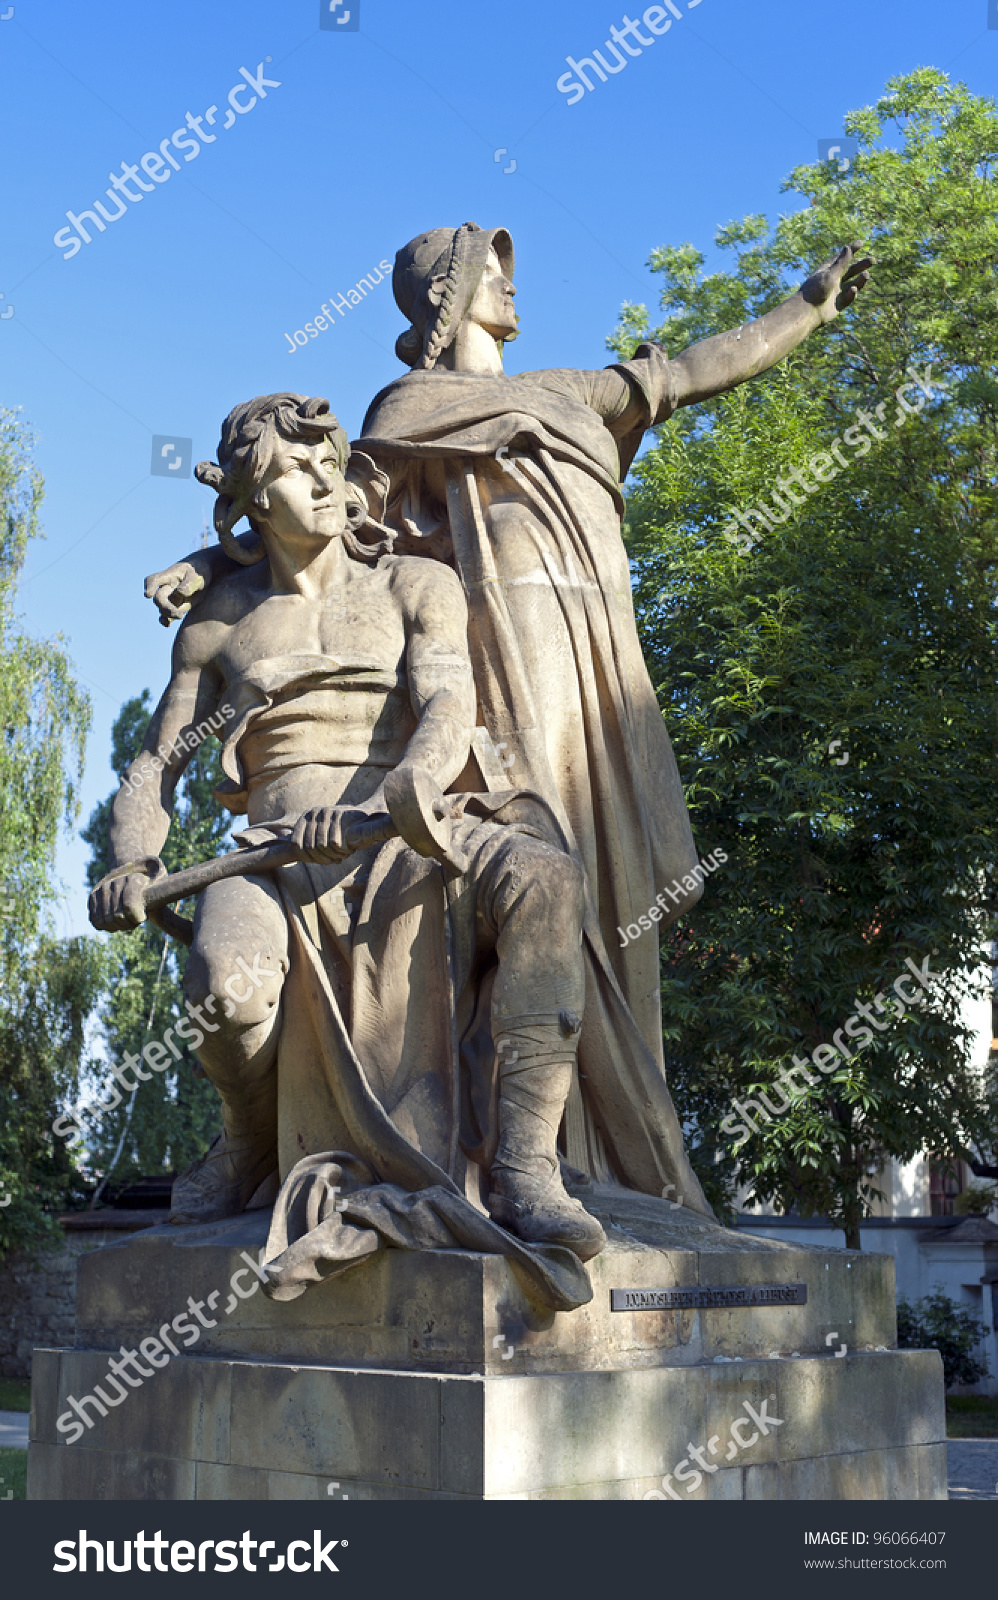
0 407 103 1258
612 70 998 1244
80 694 226 1194
897 1287 990 1389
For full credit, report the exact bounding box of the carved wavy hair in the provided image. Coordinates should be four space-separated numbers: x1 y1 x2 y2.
194 394 390 565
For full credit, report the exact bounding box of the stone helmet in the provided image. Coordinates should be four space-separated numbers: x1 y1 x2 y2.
392 222 515 370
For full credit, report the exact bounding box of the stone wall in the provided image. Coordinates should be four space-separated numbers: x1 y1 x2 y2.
0 1214 168 1380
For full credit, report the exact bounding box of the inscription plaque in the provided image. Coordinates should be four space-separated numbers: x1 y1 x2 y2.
610 1282 807 1312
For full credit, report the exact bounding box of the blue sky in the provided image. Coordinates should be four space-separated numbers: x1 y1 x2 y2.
0 0 994 938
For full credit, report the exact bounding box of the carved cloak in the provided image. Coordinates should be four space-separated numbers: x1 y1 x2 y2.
357 358 710 1213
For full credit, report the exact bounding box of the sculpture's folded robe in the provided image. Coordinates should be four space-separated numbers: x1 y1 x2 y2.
357 353 710 1214
251 794 593 1311
210 657 599 1307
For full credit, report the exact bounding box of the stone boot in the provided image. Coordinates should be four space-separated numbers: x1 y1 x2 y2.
167 1088 276 1222
170 1119 277 1226
487 1017 606 1261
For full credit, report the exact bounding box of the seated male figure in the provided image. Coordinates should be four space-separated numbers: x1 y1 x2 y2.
89 392 605 1261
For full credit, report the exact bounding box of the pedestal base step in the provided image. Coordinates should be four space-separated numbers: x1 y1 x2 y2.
28 1347 946 1501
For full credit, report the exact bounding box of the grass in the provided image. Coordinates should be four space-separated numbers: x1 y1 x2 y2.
0 1379 30 1500
0 1378 30 1412
946 1396 998 1438
0 1446 26 1500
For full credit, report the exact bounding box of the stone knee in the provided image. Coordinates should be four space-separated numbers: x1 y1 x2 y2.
486 839 586 1024
183 874 289 1118
169 876 287 1223
185 874 289 1037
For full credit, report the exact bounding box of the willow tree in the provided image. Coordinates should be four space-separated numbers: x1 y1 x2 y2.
612 69 998 1243
0 407 103 1259
81 693 225 1196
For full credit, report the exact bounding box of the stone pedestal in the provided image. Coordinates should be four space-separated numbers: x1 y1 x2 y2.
27 1188 947 1500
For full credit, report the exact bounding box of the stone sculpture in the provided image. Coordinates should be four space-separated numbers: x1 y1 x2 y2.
90 394 606 1309
119 224 870 1309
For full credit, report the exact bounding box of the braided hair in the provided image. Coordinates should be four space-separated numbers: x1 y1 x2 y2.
418 223 474 372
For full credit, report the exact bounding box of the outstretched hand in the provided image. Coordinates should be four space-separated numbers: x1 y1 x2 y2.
144 561 207 627
801 242 873 325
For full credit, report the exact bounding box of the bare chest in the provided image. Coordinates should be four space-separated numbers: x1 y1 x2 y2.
216 581 407 684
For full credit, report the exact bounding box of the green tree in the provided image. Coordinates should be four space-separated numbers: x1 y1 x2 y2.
81 693 226 1197
0 407 103 1259
611 69 998 1245
897 1287 989 1389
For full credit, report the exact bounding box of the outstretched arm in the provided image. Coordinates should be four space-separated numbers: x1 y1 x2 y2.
670 243 872 409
